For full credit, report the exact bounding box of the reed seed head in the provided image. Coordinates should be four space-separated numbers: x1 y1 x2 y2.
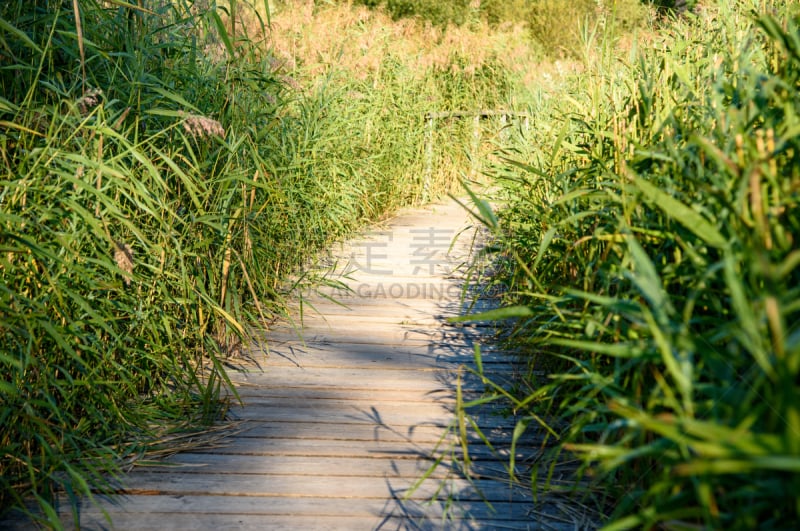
181 113 225 139
113 241 134 286
77 88 103 115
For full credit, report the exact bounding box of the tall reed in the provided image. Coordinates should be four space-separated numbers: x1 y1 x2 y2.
460 1 800 527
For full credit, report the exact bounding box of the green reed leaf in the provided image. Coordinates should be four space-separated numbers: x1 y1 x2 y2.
632 173 727 249
724 253 773 377
0 17 42 54
448 305 533 323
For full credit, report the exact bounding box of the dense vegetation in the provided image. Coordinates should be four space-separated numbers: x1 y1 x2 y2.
461 0 800 528
4 0 798 528
0 0 519 525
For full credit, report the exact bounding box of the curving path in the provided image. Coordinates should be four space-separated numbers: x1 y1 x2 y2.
6 198 585 530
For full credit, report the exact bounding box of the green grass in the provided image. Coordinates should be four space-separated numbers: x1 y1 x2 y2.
459 0 800 528
0 0 517 526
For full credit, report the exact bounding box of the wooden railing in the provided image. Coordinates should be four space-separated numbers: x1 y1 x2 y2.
423 110 531 201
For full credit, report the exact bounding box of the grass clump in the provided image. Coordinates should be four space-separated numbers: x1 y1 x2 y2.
462 0 800 528
527 0 651 58
1 0 525 526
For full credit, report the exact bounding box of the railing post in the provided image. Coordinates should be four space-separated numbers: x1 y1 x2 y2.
424 113 434 203
470 114 480 179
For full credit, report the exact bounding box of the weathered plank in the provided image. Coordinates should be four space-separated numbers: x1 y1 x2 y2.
133 453 525 480
178 436 532 462
9 514 545 531
261 329 481 348
229 420 450 443
233 385 464 402
226 404 517 430
226 366 503 393
232 420 544 447
284 297 498 317
3 496 570 531
228 370 517 399
44 495 541 521
108 473 530 502
245 341 511 369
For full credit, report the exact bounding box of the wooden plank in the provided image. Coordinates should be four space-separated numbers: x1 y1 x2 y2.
232 420 449 443
6 502 571 531
425 110 532 119
275 325 488 343
239 350 512 372
250 341 506 357
247 332 505 352
243 342 511 370
233 420 544 447
231 396 455 415
4 495 586 531
229 396 513 424
261 328 493 348
37 495 541 521
138 496 532 520
227 366 516 393
181 437 531 461
286 296 497 315
233 385 463 403
227 405 482 428
133 452 527 480
109 473 531 502
229 366 466 388
134 453 452 477
3 511 571 531
268 312 449 328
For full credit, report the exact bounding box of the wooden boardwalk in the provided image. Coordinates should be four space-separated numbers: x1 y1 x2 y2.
5 198 586 530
